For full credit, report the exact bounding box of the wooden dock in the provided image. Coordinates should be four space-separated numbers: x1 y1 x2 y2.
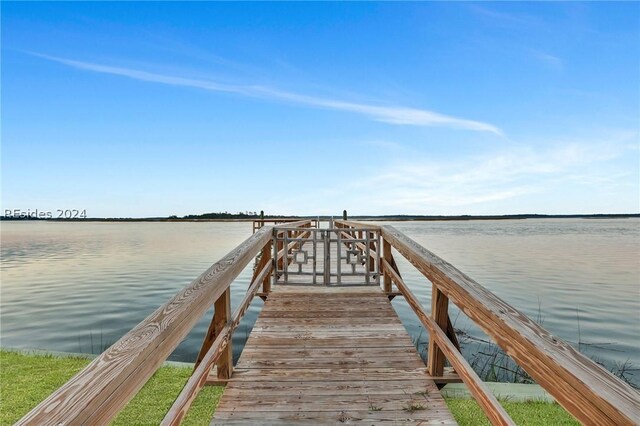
212 285 456 424
18 218 640 426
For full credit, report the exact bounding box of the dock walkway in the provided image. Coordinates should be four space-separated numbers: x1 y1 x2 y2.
212 285 456 424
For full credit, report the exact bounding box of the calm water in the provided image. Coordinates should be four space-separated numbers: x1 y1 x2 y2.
1 219 639 384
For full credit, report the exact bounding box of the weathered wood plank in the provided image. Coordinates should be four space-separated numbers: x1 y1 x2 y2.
236 357 425 370
257 310 397 318
219 379 436 396
248 324 406 332
270 286 382 294
211 410 457 425
213 410 455 422
238 346 419 358
216 399 452 412
248 318 404 326
243 337 415 348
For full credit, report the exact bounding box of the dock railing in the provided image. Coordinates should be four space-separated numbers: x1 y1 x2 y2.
335 219 640 426
17 218 639 425
16 220 315 426
252 218 318 233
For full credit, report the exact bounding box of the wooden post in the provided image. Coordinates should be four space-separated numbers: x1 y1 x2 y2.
276 232 284 271
193 287 232 381
427 286 449 377
343 210 347 220
262 240 272 294
260 210 264 220
382 239 392 293
368 231 375 272
251 241 273 299
214 288 232 379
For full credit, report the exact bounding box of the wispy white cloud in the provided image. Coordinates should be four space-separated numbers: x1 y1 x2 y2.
328 132 639 214
531 50 564 70
468 4 545 29
29 52 502 135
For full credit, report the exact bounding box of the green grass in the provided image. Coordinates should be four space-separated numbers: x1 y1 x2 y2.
445 398 579 425
1 350 579 425
0 350 223 425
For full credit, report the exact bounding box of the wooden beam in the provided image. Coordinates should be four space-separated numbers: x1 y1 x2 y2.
16 226 274 426
381 225 640 425
382 258 515 426
432 367 463 384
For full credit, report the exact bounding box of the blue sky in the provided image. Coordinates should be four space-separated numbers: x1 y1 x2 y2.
2 2 639 217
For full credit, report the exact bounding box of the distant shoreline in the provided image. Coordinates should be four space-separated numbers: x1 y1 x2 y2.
2 213 638 222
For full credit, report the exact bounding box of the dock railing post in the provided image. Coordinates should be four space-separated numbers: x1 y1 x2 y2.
382 239 392 293
262 240 272 294
276 231 284 271
427 286 449 377
214 288 233 380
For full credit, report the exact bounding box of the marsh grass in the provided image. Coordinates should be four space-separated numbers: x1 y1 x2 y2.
410 306 638 388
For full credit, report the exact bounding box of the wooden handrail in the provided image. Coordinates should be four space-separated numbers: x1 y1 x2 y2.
380 225 640 425
254 218 316 233
334 219 381 230
381 258 515 426
161 259 274 425
273 219 315 229
16 226 274 425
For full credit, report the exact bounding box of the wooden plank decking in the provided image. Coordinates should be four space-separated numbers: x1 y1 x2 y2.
211 285 457 424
